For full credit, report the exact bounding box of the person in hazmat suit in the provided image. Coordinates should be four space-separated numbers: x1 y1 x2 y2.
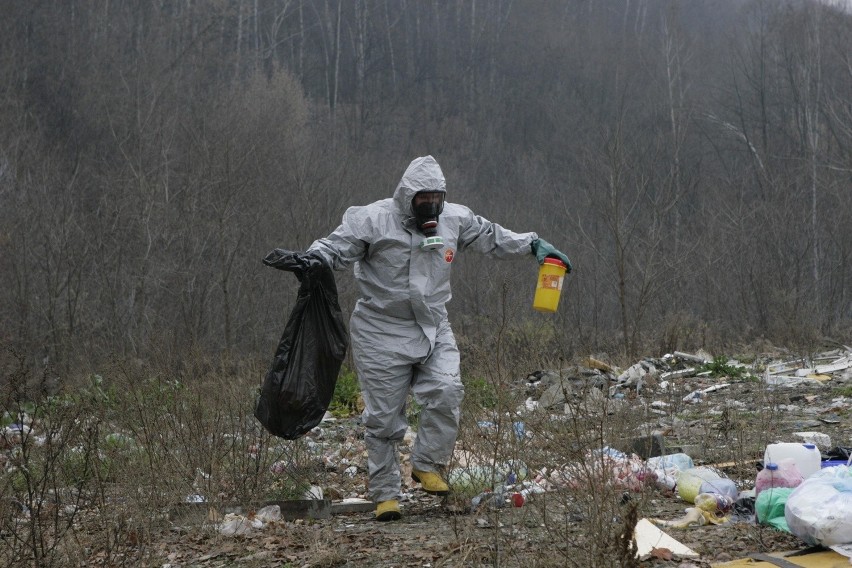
306 155 571 521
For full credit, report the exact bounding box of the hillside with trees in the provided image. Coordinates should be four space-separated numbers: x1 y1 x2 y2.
1 0 850 373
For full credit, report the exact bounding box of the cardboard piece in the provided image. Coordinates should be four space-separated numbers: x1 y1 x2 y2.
633 518 699 558
330 498 375 514
712 549 851 567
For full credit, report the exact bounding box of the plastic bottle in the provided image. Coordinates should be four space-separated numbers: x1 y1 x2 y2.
472 483 511 510
519 480 546 501
754 459 803 498
694 492 734 515
764 443 821 479
471 490 505 510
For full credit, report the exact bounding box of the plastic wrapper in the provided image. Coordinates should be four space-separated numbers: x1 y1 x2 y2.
254 249 348 440
677 466 737 503
646 453 694 491
785 465 852 546
646 453 694 472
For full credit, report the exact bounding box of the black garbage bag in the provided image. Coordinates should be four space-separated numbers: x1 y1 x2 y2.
254 249 348 440
824 446 852 462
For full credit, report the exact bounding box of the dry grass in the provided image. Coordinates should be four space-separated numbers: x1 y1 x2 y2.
0 349 319 567
0 314 813 567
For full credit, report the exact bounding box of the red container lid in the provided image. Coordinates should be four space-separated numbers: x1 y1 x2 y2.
542 257 567 269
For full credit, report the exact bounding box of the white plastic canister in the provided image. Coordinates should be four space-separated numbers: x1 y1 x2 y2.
764 443 821 479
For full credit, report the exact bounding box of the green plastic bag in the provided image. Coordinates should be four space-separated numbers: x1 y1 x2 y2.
755 487 794 532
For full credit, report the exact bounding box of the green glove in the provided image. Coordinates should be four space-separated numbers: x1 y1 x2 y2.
531 238 573 272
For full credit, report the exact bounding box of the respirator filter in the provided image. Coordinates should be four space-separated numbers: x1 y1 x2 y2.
420 236 444 251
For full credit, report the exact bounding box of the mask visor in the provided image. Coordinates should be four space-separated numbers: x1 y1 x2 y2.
412 192 444 237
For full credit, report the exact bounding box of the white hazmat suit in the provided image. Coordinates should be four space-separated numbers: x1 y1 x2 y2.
308 156 538 503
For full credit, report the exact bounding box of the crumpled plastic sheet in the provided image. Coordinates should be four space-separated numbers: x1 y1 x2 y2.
218 505 282 536
550 448 657 492
786 466 852 546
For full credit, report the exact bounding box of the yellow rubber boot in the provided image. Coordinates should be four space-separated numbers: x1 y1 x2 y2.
375 500 401 522
411 470 450 495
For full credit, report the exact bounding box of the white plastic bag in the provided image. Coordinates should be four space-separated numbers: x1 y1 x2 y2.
647 453 694 490
255 504 282 522
785 465 852 545
219 513 263 536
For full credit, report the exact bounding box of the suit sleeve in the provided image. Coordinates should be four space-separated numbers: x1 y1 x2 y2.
456 207 538 259
307 206 370 270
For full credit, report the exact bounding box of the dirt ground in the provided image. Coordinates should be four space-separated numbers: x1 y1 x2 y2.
147 361 852 568
151 492 810 568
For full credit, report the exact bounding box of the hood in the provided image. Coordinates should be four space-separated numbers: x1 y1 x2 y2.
392 155 446 217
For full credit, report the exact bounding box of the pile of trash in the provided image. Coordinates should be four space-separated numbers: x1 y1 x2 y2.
444 438 852 559
246 346 852 511
5 346 852 563
421 347 852 560
519 348 852 412
646 446 852 558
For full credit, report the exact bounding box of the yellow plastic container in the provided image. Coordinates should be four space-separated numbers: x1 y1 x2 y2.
677 467 720 503
533 258 567 313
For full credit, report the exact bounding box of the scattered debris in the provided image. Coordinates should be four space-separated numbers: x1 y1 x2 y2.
5 346 852 565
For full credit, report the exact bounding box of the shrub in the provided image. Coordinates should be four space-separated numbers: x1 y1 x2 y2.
328 366 361 418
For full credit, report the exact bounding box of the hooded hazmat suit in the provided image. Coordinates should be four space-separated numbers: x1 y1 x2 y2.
308 156 538 502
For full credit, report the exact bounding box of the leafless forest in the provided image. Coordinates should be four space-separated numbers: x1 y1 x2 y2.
1 0 850 374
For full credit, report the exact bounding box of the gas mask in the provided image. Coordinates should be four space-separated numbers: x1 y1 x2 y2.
412 191 445 251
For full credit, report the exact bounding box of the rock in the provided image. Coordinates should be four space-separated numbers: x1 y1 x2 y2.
537 381 570 409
